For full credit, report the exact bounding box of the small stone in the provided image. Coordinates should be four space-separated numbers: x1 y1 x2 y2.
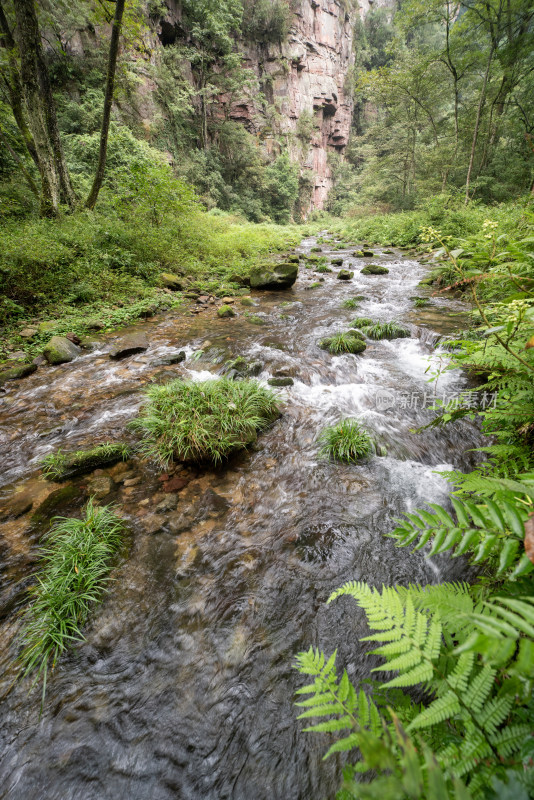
141 513 166 534
43 336 82 365
123 476 142 487
109 332 149 359
0 494 33 521
151 350 186 367
7 350 26 361
240 297 255 307
331 258 343 266
87 475 114 499
19 327 38 339
85 318 105 331
138 498 150 507
66 332 81 345
362 250 375 257
155 493 179 513
217 305 236 318
221 297 235 304
163 474 189 492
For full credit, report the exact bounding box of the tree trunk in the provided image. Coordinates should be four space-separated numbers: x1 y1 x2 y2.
85 0 126 210
13 0 77 216
465 45 494 205
0 0 39 168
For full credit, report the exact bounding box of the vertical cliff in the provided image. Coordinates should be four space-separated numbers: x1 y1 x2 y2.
232 1 357 213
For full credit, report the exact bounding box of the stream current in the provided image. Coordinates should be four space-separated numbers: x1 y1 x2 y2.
0 237 482 799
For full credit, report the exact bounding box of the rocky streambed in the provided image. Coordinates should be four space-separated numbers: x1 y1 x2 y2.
0 236 480 800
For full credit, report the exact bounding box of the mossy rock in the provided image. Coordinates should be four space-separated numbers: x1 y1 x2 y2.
268 377 294 387
331 258 343 266
347 329 366 340
362 250 375 257
37 320 60 335
246 314 266 325
249 263 298 289
30 484 81 528
43 336 82 365
0 363 37 385
286 254 300 263
361 265 389 276
337 270 354 280
41 443 131 481
160 272 183 291
240 296 255 307
311 246 322 253
218 304 236 318
353 250 364 257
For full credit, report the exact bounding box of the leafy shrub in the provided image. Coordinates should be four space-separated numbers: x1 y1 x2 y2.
319 332 367 354
132 378 280 466
318 418 372 463
17 501 125 702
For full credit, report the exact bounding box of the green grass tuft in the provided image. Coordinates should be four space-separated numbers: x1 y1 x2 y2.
341 296 365 309
318 419 372 463
41 442 130 481
132 378 280 467
17 500 126 704
319 332 366 355
361 321 411 340
350 317 374 328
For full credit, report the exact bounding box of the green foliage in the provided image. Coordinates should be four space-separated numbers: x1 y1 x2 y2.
41 442 131 481
131 377 280 467
319 332 367 355
242 0 293 43
17 500 126 703
350 316 374 328
318 419 372 463
342 296 365 309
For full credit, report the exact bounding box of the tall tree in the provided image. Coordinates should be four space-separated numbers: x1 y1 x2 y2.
85 0 126 210
12 0 77 216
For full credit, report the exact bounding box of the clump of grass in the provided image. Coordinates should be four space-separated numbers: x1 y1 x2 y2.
318 419 372 463
342 296 365 309
319 332 366 355
362 321 411 340
350 317 374 328
412 296 430 307
315 264 333 273
132 378 280 466
17 500 125 703
41 442 130 481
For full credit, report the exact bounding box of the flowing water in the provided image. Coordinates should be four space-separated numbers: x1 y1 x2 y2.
0 237 482 800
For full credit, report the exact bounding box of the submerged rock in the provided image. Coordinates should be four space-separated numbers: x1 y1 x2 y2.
331 258 343 266
87 475 115 499
0 363 37 385
249 262 298 290
43 336 82 364
151 350 186 366
240 296 255 307
337 270 354 280
109 332 149 359
42 442 130 481
362 249 375 257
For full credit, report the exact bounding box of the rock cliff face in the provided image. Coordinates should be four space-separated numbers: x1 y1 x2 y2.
231 1 357 213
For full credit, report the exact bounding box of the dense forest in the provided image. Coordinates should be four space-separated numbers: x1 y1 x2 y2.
0 0 533 799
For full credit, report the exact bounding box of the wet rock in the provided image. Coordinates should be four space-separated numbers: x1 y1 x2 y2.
109 332 149 359
247 360 263 377
362 249 375 257
240 296 255 307
249 262 298 290
337 270 354 280
87 475 114 499
160 272 183 290
66 332 81 345
30 484 81 528
43 336 82 365
0 493 33 521
42 443 130 481
331 258 343 266
268 377 294 387
123 476 142 487
383 249 394 255
78 335 102 351
141 513 166 534
139 304 158 318
200 488 230 518
361 265 389 275
217 304 236 318
353 250 364 257
167 509 195 534
221 297 235 304
19 327 38 339
163 474 190 492
0 363 37 385
273 367 298 378
246 314 265 325
7 350 26 361
155 493 178 513
287 254 300 263
151 350 186 367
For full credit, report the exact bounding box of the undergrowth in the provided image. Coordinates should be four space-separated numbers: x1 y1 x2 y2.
318 419 372 463
319 332 366 355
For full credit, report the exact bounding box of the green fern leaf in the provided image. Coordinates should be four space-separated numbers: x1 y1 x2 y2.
408 691 461 731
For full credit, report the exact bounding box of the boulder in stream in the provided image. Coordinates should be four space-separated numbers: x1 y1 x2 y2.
249 262 298 290
337 270 354 280
217 304 236 318
0 362 37 385
268 377 294 387
43 336 82 364
361 264 389 275
41 442 131 481
331 258 344 266
109 332 149 359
